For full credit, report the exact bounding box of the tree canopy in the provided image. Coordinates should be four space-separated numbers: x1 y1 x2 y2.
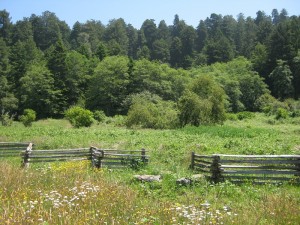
0 8 299 125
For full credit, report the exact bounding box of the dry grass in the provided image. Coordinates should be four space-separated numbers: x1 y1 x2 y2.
0 162 241 225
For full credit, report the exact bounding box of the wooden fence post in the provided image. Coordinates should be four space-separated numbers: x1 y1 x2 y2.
22 143 33 168
141 148 146 163
296 157 300 179
211 155 222 183
90 147 97 168
96 149 104 168
190 152 195 170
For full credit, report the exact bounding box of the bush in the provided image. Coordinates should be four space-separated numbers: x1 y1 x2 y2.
65 106 94 128
226 113 238 121
126 98 179 129
236 111 255 120
178 75 226 126
19 109 36 127
93 110 106 124
0 113 14 126
275 107 289 120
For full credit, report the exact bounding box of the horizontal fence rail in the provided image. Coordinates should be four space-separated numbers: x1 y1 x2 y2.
91 148 149 169
0 142 33 158
191 152 300 184
21 146 149 169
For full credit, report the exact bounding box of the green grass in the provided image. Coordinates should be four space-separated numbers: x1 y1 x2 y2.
0 113 299 224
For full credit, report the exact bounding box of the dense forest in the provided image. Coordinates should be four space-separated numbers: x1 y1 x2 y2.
0 9 300 127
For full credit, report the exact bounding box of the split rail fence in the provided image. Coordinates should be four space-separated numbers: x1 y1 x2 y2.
0 142 149 169
22 146 148 169
0 142 33 158
191 152 300 184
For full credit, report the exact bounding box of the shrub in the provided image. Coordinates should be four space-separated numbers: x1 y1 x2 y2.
178 75 226 127
126 98 179 129
236 111 255 120
93 110 106 124
65 106 94 128
0 113 13 126
19 109 36 127
275 107 289 120
226 113 238 121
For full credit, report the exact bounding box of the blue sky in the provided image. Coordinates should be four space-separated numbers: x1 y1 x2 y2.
2 0 300 28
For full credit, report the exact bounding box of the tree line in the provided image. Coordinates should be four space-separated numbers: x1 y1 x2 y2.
0 9 299 127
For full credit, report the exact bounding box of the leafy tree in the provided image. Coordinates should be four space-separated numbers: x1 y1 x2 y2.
80 20 105 53
46 38 68 116
196 20 208 52
140 19 157 54
221 15 237 43
239 74 269 111
222 79 244 112
19 109 36 127
65 106 94 128
126 24 138 58
95 42 107 61
242 17 257 58
268 19 295 71
180 25 197 68
136 45 151 60
152 39 170 62
11 19 33 44
86 56 130 115
0 38 10 77
251 43 268 77
125 93 178 129
104 18 129 55
234 13 246 56
69 21 82 49
272 9 280 25
19 62 57 118
292 50 300 98
9 39 42 89
178 75 226 126
0 75 18 114
205 35 234 64
0 10 13 43
157 20 171 41
65 51 90 106
30 11 70 51
170 37 183 67
269 60 293 99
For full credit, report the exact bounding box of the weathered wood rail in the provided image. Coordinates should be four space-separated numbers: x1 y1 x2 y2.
191 152 300 184
22 146 149 169
90 147 148 169
0 142 33 158
22 147 91 167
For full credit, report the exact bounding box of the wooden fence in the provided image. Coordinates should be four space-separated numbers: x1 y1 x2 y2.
22 147 91 167
0 142 33 158
191 152 300 184
90 147 148 169
22 146 148 169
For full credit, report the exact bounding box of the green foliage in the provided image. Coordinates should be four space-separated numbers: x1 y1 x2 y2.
19 109 36 127
65 106 94 128
126 93 179 129
236 111 255 120
0 113 13 126
93 110 106 124
2 9 300 123
178 75 226 126
19 62 56 118
86 56 130 115
275 107 289 120
269 60 294 99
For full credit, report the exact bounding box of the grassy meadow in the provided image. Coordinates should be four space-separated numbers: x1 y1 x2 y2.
0 113 300 224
